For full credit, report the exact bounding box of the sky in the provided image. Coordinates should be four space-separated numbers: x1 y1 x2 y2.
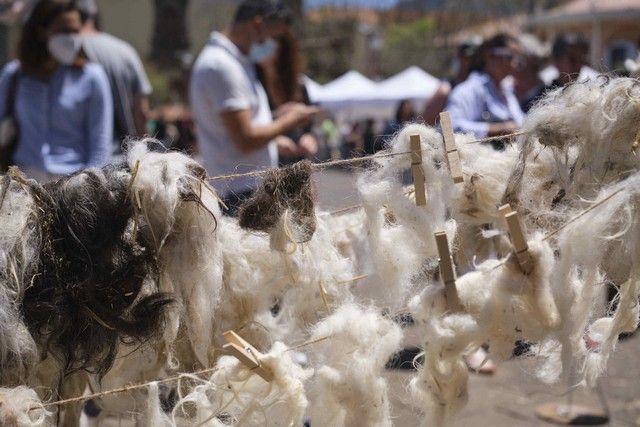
304 0 399 10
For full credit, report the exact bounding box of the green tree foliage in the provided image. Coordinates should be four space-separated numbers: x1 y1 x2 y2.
381 16 445 77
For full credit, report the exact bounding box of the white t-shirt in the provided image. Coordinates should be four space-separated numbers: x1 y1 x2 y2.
190 32 277 197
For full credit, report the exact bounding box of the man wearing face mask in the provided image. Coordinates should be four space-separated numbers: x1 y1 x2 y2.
190 0 318 215
0 0 112 180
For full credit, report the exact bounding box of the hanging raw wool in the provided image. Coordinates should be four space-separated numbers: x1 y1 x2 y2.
239 161 316 252
0 166 172 380
409 235 560 425
307 303 402 427
0 386 50 427
0 175 39 385
502 76 640 226
353 124 457 310
168 342 312 426
73 140 226 422
537 173 640 387
214 210 355 350
126 140 224 368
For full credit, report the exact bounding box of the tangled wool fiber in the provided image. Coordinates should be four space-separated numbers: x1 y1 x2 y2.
127 141 223 368
409 237 560 425
239 161 316 248
215 214 354 349
354 124 457 310
503 76 640 226
0 176 38 385
79 140 226 422
166 342 311 426
0 386 50 427
307 303 402 427
2 166 172 379
538 173 640 387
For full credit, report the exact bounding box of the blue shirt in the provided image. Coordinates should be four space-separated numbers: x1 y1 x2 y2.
446 71 523 138
0 61 113 175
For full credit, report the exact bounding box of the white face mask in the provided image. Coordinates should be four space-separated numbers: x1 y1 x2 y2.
249 38 277 63
47 33 82 65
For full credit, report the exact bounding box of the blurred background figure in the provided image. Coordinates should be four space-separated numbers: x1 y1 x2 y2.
362 117 378 155
190 0 317 215
422 36 482 126
0 0 112 181
255 25 319 166
383 99 416 136
549 32 589 89
341 121 362 158
321 117 340 160
446 33 523 144
77 0 152 153
514 33 548 113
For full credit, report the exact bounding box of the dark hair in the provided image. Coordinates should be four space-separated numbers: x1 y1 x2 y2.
76 0 97 23
552 32 589 59
395 99 414 124
233 0 292 25
18 0 78 75
255 27 304 107
275 27 303 102
478 33 517 70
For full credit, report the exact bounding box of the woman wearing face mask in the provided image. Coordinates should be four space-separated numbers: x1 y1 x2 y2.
0 0 113 181
255 27 319 165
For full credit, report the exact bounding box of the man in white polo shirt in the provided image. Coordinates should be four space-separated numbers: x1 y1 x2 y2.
191 0 317 215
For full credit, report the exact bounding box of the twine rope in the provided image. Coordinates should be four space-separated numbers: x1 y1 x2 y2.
207 131 529 182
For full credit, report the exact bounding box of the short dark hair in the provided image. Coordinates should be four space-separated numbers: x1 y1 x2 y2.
233 0 292 25
477 33 517 71
552 32 589 59
18 0 78 75
482 33 517 51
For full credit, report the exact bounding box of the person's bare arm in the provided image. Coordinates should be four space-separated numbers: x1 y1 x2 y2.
219 104 318 153
487 121 519 137
422 82 451 125
133 95 150 136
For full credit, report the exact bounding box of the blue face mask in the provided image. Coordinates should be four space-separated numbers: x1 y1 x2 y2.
249 38 277 63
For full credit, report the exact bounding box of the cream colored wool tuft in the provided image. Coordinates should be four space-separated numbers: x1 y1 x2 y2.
215 214 355 348
0 178 39 385
540 173 640 387
307 303 403 427
127 141 224 368
168 342 311 426
409 237 561 425
354 124 457 310
0 386 50 427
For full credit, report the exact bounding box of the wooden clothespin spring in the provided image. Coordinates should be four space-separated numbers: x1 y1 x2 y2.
410 134 427 206
500 204 533 275
439 112 464 184
223 330 274 382
435 231 462 312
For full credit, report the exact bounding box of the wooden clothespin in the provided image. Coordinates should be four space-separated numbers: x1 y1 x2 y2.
439 112 464 184
410 134 427 206
222 330 273 382
501 205 533 275
434 231 462 312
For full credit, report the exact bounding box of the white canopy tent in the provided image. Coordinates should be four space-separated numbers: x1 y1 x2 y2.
375 66 441 102
307 67 441 123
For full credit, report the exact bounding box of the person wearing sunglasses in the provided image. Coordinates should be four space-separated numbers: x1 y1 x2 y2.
446 33 524 147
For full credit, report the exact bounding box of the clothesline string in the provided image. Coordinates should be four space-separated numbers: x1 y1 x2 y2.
41 334 334 408
207 130 530 182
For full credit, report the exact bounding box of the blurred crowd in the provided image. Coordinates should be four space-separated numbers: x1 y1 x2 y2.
0 0 638 211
